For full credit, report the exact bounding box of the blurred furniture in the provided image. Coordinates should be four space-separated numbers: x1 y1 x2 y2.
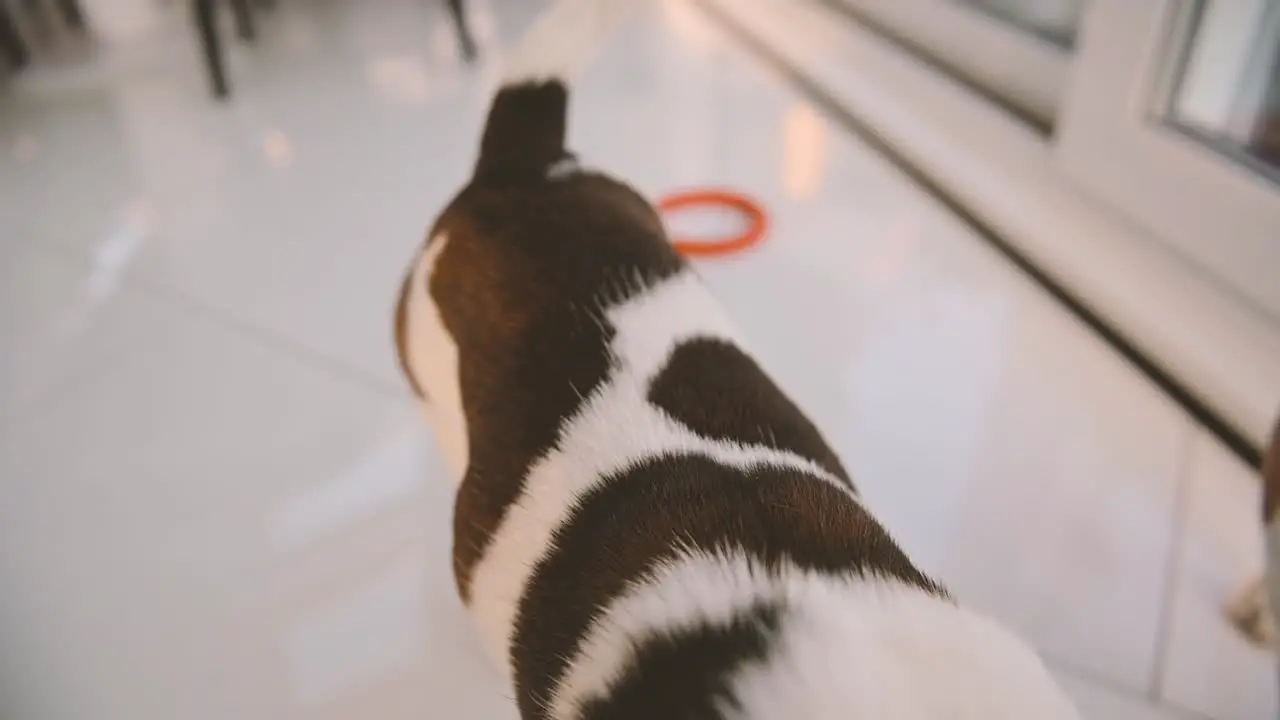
0 0 86 71
193 0 265 99
193 0 474 100
2 0 475 99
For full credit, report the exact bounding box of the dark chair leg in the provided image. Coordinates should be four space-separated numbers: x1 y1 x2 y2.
20 0 53 40
445 0 476 61
0 3 29 69
194 0 229 99
229 0 255 41
55 0 86 30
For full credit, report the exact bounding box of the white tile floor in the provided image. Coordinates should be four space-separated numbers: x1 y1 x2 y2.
0 1 1275 718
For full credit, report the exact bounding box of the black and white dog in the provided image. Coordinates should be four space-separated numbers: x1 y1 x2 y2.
395 1 1080 717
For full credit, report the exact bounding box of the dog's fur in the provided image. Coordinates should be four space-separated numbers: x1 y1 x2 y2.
395 0 1080 717
1226 418 1280 648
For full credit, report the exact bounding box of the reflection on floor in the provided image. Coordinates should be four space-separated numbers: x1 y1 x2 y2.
0 0 1274 718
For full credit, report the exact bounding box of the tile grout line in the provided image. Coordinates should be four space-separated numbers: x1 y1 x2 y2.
0 358 120 440
137 275 411 399
1148 420 1197 705
1046 652 1214 720
20 238 410 403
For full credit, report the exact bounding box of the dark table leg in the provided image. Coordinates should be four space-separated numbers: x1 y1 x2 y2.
0 3 29 69
19 0 54 40
229 0 255 41
194 0 228 99
445 0 476 61
55 0 86 30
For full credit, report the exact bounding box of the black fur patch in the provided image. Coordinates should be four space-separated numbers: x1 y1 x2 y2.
427 173 685 600
475 82 573 181
578 603 784 720
511 454 944 719
648 337 852 486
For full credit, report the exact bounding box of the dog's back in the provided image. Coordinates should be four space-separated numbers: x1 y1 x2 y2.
395 1 1080 717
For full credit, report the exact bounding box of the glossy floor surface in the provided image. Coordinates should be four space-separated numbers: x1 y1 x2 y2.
1 1 1275 718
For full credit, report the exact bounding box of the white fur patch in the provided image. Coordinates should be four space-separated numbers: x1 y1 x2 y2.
501 0 636 86
730 577 1080 719
554 552 1079 720
546 156 582 179
465 270 855 682
404 234 469 486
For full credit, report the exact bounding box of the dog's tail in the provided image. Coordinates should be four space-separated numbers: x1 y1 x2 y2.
473 0 634 181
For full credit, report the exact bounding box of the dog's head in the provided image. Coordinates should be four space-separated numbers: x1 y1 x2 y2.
392 173 670 411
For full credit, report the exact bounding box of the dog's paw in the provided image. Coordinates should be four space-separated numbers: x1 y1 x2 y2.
1225 575 1278 648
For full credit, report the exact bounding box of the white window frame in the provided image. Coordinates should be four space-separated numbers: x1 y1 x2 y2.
1054 0 1280 318
831 0 1070 126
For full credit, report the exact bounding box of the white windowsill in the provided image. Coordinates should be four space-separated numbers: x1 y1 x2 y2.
701 0 1280 447
829 0 1068 127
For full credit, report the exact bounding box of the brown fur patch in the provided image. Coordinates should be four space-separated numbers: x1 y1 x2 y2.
648 337 852 486
510 454 944 719
424 173 683 601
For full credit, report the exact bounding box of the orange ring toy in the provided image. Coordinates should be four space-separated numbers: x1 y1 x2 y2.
658 189 769 258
